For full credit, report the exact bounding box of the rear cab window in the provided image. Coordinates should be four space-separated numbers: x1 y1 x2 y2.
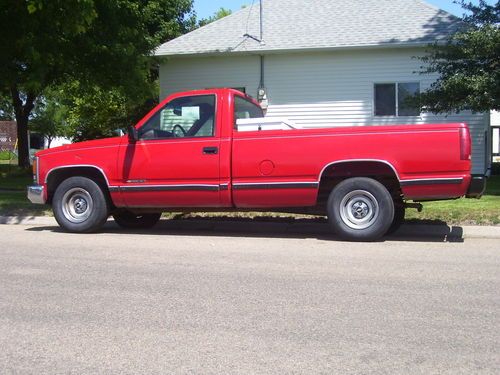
234 95 264 129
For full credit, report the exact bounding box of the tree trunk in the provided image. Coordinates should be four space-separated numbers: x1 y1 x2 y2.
16 114 30 168
10 86 36 169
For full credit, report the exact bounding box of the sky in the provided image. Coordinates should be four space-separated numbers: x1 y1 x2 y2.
193 0 494 19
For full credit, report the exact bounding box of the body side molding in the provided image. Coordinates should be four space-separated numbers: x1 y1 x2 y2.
232 182 319 190
400 177 464 186
117 184 220 192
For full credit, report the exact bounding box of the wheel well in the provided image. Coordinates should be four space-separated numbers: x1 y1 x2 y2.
317 161 402 206
46 167 112 205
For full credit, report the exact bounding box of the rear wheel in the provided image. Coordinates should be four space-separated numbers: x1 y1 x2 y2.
386 204 405 235
53 176 109 233
327 177 394 241
113 211 161 229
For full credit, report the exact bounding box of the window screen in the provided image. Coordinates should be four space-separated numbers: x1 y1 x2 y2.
374 82 420 117
398 83 420 116
374 84 396 116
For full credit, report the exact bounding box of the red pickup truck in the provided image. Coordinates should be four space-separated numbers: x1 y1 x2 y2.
28 88 486 241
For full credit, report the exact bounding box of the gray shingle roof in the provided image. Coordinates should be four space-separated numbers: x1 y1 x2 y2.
155 0 461 56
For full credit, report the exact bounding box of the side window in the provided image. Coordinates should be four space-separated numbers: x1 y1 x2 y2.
234 96 264 128
374 82 420 117
138 95 215 140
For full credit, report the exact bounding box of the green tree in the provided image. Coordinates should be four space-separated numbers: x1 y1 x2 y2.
417 1 499 113
0 94 15 121
0 0 194 168
198 7 232 27
62 82 159 142
29 89 69 148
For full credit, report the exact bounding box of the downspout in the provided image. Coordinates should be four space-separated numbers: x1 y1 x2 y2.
258 0 268 110
260 55 265 89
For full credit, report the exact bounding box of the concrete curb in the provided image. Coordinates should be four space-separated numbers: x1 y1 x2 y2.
0 216 56 226
1 215 499 240
393 224 500 240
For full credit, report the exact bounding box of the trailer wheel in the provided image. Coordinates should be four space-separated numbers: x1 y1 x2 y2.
113 211 161 229
53 176 109 233
327 177 394 241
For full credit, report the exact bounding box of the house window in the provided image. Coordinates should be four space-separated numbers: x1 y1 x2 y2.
493 127 500 156
374 82 420 116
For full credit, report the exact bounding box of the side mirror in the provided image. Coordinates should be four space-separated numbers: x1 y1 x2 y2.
128 126 138 143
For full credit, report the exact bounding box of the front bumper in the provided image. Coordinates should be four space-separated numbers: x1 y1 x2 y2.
27 185 46 204
466 175 487 198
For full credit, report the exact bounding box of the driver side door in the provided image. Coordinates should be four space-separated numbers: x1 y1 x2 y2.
117 93 222 208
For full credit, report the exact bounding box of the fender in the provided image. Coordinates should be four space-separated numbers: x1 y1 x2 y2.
45 164 111 186
318 159 401 181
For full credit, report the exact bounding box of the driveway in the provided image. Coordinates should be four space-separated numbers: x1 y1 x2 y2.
0 221 499 374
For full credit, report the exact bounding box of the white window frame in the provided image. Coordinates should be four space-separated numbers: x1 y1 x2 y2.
492 126 500 156
373 82 421 117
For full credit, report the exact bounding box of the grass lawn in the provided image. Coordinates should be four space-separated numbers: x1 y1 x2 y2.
0 165 50 216
0 164 499 225
0 191 50 216
406 175 500 225
405 195 500 225
0 164 33 190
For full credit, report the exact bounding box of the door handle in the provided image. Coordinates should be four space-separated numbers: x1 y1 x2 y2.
203 147 218 155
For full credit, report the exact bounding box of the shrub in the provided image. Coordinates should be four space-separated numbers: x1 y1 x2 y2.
0 150 15 160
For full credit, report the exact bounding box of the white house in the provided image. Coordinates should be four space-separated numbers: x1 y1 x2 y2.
155 0 491 175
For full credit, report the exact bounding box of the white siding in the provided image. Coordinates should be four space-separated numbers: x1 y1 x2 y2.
160 49 489 174
160 55 260 98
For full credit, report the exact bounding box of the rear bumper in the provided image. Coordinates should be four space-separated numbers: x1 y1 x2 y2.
466 175 487 198
27 185 46 204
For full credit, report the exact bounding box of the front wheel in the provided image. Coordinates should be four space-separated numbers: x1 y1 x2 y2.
386 204 405 235
53 176 109 233
113 211 161 229
327 177 394 241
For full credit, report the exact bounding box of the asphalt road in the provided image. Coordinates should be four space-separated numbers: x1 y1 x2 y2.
0 221 499 374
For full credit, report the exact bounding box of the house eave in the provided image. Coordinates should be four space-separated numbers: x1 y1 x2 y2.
155 40 438 59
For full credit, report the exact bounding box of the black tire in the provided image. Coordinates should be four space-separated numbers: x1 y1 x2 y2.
327 177 394 241
386 204 405 235
52 176 109 233
113 211 161 229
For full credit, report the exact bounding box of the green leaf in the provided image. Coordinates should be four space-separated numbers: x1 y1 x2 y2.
27 2 37 14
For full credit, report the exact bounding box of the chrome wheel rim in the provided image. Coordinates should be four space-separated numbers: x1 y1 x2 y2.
61 188 93 223
339 190 379 230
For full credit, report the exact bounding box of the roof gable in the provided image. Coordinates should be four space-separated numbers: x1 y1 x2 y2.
156 0 462 56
